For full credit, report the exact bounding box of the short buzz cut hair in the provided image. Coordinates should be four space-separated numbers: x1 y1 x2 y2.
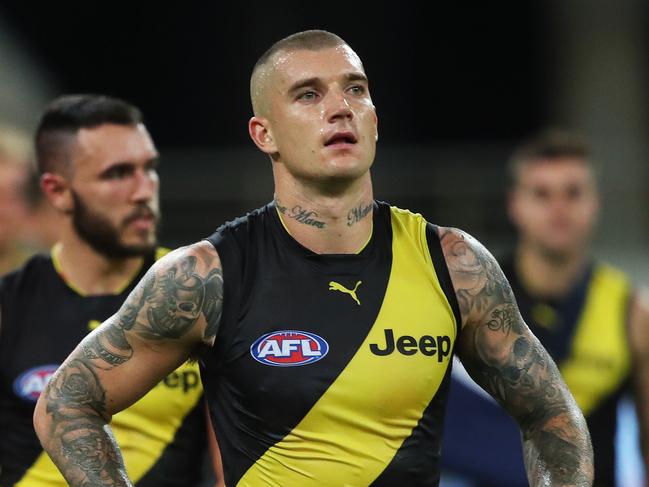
35 94 143 175
250 30 351 116
508 128 592 186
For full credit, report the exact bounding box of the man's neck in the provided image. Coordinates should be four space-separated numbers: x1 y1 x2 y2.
515 243 589 299
53 228 145 296
274 174 374 254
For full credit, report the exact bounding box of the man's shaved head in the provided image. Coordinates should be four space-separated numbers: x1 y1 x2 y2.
250 30 353 117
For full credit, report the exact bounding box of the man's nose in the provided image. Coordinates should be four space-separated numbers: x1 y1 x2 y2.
131 169 158 202
325 90 354 122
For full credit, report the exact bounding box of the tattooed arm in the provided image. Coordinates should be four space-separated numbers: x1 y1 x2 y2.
439 227 593 486
33 241 223 486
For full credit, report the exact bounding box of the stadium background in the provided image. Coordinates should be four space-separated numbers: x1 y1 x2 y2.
1 1 647 485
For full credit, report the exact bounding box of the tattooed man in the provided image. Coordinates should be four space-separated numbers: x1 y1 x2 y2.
34 33 593 487
442 130 649 486
1 95 218 486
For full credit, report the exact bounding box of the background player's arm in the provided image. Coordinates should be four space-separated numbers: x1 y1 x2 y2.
33 241 223 487
439 227 593 487
627 288 649 475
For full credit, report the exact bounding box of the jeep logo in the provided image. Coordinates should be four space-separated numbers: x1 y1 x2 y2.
162 370 200 392
370 329 451 362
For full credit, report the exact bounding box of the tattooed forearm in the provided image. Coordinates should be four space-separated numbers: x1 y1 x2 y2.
58 418 129 486
440 227 593 485
347 202 373 226
525 427 593 486
275 198 326 228
40 360 131 486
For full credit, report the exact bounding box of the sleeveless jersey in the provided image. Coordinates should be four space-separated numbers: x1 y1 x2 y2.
442 255 631 487
202 201 461 487
0 248 206 487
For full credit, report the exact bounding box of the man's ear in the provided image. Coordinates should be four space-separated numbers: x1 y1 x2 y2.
248 116 278 155
40 172 73 214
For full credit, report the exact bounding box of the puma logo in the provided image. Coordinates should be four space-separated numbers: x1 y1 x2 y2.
328 280 362 305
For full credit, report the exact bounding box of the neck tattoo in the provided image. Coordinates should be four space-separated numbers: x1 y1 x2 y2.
347 202 373 227
276 199 326 229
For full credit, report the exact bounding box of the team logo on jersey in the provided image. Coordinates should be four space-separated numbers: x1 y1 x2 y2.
329 280 362 305
13 364 59 402
250 330 329 367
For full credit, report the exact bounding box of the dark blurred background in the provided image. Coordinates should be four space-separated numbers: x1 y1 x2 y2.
1 1 647 285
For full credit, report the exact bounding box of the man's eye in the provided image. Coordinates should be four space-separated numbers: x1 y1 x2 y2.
565 185 584 201
104 166 132 179
349 85 365 95
532 188 550 201
298 91 317 101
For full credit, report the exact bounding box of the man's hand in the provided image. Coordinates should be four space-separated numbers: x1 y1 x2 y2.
33 241 223 486
439 227 594 486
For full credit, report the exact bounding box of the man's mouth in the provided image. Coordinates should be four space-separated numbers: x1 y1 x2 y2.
324 131 358 146
125 210 156 229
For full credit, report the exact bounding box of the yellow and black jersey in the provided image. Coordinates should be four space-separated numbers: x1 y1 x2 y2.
0 248 206 487
202 201 461 486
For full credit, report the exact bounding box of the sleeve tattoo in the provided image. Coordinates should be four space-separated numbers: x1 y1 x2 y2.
37 244 223 486
440 228 593 486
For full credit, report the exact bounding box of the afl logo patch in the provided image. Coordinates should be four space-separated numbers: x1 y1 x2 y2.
13 364 59 402
251 330 329 367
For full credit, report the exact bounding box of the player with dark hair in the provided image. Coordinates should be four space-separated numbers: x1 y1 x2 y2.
0 94 213 486
34 34 593 486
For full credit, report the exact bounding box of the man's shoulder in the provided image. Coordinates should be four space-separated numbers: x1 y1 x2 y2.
205 203 273 246
591 260 632 294
154 246 173 261
1 252 53 296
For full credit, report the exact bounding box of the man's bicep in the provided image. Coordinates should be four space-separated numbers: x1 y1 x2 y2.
52 241 224 414
114 240 224 346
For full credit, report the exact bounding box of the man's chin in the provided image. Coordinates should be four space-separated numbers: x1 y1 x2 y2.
120 239 157 255
537 242 583 263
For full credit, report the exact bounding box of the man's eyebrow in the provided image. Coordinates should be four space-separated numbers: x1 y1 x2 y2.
146 156 161 167
344 72 368 84
287 77 322 95
99 156 160 176
99 161 134 176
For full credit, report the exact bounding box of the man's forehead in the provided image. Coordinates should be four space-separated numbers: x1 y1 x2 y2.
74 123 155 167
271 45 365 83
519 157 595 185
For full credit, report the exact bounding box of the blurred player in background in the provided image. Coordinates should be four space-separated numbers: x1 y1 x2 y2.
441 128 649 487
0 124 34 275
0 94 219 486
